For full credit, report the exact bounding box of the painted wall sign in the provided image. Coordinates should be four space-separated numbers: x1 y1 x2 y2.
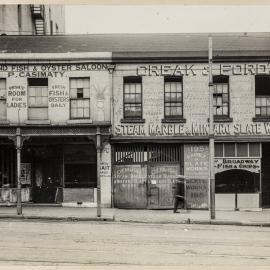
114 122 270 137
7 85 27 108
49 85 69 108
0 63 111 78
137 63 270 76
186 178 209 209
215 158 261 173
184 145 209 178
100 162 111 177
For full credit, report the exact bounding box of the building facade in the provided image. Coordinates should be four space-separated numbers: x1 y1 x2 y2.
0 5 65 35
0 34 270 210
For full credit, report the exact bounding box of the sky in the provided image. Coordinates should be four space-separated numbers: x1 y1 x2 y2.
65 5 270 34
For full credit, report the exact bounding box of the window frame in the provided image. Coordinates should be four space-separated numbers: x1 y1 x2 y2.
163 76 183 120
255 75 270 118
123 76 143 120
69 77 90 120
28 78 48 121
213 75 230 119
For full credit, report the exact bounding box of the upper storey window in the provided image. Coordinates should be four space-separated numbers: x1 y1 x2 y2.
123 77 142 120
255 75 270 118
70 78 90 119
28 78 48 120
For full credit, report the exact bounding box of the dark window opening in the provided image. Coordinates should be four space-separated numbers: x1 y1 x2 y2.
255 75 270 117
213 75 229 117
65 164 96 188
123 76 142 119
216 170 260 193
164 76 183 119
28 78 48 120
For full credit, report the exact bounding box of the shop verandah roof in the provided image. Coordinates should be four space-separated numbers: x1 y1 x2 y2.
0 33 270 61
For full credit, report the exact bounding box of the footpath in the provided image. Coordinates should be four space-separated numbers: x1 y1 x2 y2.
0 205 270 226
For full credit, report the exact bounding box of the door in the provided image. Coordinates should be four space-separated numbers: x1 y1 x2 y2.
113 164 147 209
147 163 180 209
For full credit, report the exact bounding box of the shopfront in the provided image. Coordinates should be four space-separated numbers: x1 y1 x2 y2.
214 142 261 209
112 143 183 209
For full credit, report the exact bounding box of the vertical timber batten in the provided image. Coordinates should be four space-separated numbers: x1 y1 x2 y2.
16 128 22 215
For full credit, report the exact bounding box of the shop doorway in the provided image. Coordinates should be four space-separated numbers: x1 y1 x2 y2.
24 145 63 203
113 144 182 209
262 143 270 208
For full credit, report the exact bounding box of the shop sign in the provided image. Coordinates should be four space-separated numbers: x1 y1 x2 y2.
186 178 209 209
20 163 31 185
0 63 111 78
215 158 261 173
114 122 270 137
137 63 270 77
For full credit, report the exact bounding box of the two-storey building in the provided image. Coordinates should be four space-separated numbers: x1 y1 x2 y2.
0 35 114 207
1 33 270 210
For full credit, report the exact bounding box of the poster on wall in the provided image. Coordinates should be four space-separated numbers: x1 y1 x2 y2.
20 163 31 185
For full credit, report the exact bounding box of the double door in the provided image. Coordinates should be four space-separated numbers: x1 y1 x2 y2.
113 163 180 209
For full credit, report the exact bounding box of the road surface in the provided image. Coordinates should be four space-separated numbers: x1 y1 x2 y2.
0 220 269 266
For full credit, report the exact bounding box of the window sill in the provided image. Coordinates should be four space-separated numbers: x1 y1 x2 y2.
253 117 270 122
161 118 186 123
25 120 51 125
67 119 93 125
120 118 145 123
211 117 233 123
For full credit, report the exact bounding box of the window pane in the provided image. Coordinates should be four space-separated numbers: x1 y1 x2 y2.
224 143 235 157
255 98 261 106
249 143 260 157
215 143 223 157
0 89 6 98
83 88 90 98
0 79 6 89
84 108 90 117
70 88 77 98
28 108 48 120
223 106 228 116
261 107 267 116
237 143 248 157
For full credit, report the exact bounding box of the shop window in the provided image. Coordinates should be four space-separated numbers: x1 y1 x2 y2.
164 76 183 119
255 75 270 117
215 143 261 158
224 143 235 157
0 79 7 121
70 78 90 119
213 76 229 118
65 164 96 188
216 170 260 193
249 143 261 157
237 143 248 157
28 78 48 120
123 77 142 120
214 143 223 157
